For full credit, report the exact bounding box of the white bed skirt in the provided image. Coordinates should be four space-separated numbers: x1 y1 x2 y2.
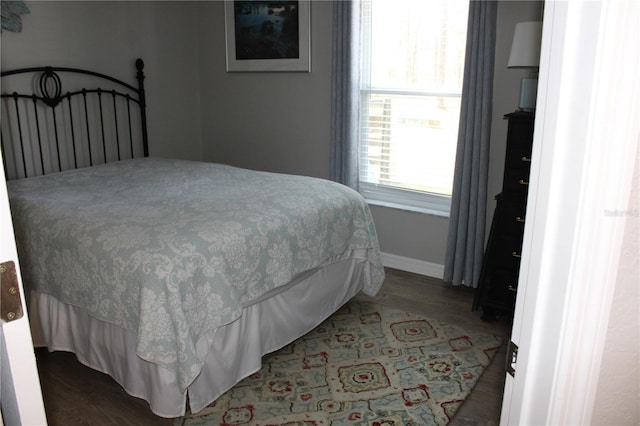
30 254 368 418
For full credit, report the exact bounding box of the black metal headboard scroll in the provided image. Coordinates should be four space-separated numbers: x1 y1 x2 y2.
1 58 149 180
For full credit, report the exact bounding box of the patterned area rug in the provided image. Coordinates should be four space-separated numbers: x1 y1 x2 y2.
175 301 501 425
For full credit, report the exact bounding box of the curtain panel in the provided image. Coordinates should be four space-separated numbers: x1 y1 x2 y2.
443 1 498 287
329 0 361 190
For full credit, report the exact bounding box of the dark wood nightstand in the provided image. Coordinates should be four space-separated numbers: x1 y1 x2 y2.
473 111 535 320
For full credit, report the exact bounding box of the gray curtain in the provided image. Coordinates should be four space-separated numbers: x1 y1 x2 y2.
329 0 361 190
443 1 498 287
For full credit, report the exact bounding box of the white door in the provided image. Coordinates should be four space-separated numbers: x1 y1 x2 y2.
501 1 640 424
0 149 47 425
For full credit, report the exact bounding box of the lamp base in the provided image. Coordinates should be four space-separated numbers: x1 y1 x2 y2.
518 77 538 112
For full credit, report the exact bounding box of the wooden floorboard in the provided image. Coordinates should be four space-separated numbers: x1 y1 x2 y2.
35 268 512 425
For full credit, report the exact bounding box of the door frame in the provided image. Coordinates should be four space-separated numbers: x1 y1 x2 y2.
0 147 47 424
501 0 639 424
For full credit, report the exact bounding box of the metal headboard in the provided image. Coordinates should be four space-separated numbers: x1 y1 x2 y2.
1 58 148 180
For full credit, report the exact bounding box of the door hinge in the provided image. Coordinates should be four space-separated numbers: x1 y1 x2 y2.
507 340 518 377
1 261 24 323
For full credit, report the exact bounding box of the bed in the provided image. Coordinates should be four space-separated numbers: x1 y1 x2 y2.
0 59 385 417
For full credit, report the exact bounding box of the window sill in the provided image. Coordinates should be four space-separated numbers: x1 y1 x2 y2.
360 183 451 218
364 197 450 218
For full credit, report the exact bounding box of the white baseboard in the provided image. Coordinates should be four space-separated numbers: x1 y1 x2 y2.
380 252 444 280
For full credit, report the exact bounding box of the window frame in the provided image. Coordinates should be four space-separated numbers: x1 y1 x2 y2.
359 86 460 216
357 0 467 217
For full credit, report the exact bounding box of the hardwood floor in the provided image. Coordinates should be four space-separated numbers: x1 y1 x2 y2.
35 268 512 425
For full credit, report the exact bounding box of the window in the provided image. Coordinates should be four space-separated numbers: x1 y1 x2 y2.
359 0 469 216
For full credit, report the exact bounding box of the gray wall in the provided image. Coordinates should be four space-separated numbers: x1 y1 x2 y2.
194 0 543 274
1 0 543 277
0 1 203 161
197 1 332 179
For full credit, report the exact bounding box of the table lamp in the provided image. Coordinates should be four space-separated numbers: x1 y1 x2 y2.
508 21 543 111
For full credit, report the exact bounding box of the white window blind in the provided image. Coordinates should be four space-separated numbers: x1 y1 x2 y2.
359 0 469 216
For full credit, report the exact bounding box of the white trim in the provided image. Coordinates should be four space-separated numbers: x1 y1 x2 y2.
361 183 451 217
380 252 444 279
0 148 47 425
502 1 640 424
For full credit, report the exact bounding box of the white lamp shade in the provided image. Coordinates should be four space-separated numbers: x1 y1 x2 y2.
508 21 543 68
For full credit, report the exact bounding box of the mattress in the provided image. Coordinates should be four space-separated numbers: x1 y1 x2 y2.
10 158 385 417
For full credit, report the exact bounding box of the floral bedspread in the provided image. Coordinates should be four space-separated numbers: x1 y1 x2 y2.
8 158 385 391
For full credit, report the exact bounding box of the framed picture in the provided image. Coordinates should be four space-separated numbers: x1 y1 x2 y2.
224 1 311 72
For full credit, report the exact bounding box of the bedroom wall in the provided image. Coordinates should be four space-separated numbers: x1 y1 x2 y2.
1 0 543 280
195 0 543 277
0 1 203 161
196 1 332 179
592 144 640 424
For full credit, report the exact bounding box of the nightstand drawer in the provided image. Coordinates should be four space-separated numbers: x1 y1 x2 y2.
495 197 527 236
485 269 518 307
505 140 533 169
502 112 534 194
503 166 531 194
505 113 535 144
491 236 524 271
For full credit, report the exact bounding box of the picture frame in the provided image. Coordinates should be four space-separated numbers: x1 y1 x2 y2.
224 1 311 72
